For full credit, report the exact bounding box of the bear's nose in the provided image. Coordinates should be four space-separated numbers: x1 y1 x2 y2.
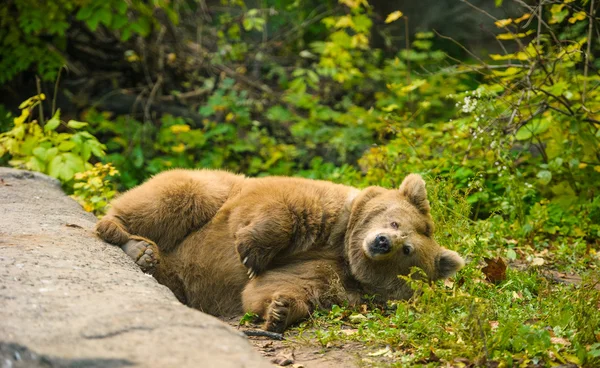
372 234 391 254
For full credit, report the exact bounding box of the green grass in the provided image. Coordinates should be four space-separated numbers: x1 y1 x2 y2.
289 180 600 367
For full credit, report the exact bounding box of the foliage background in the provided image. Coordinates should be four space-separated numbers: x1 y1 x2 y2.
1 0 599 366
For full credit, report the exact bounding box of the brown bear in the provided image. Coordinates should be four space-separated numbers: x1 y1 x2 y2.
96 169 464 332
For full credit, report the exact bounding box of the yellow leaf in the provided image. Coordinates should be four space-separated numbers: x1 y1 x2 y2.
382 104 399 112
385 11 403 24
514 13 531 24
496 30 534 40
14 109 30 125
171 143 186 153
167 53 176 64
335 15 354 28
594 166 600 173
351 33 369 48
494 18 513 28
339 0 366 10
18 95 43 109
550 4 565 14
490 53 516 61
225 112 235 122
568 11 586 24
578 163 588 169
169 124 191 134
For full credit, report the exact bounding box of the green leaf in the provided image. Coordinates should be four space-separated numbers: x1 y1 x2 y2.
58 141 76 151
46 147 58 161
515 119 551 141
97 7 113 27
67 120 88 129
537 170 552 185
32 146 47 159
507 249 517 260
75 6 94 21
115 2 128 15
112 14 128 29
45 116 60 132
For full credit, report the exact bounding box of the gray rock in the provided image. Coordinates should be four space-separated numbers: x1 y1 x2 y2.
0 167 269 368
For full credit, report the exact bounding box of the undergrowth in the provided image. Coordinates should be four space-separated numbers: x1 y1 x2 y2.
292 181 600 367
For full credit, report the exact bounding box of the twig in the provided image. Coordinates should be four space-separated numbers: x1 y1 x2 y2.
52 66 65 116
161 89 210 102
35 76 45 125
459 0 524 50
144 75 164 123
536 0 542 49
242 329 284 340
405 16 412 112
583 0 595 104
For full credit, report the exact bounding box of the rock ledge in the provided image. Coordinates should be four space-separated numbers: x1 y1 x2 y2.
0 167 269 368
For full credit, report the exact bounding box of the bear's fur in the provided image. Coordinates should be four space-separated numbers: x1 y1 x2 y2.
96 169 464 332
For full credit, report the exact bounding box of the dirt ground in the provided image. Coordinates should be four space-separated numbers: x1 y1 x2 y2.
220 316 369 368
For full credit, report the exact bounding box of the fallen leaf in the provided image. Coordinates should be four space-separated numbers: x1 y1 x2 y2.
415 349 440 364
359 304 368 314
367 346 392 357
551 337 571 346
444 279 455 288
489 321 499 330
531 257 545 266
349 313 367 323
65 223 83 229
482 257 507 284
271 353 294 366
0 178 11 186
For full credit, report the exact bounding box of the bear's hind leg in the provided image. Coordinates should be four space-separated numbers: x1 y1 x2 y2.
264 293 310 333
121 236 159 273
96 216 159 273
241 260 347 333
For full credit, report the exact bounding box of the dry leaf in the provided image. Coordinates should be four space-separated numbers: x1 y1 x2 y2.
367 346 392 357
551 337 571 346
482 257 507 284
385 11 403 24
531 257 545 267
489 321 500 330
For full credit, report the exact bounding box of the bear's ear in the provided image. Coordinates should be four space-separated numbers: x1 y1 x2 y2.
399 174 430 214
436 250 465 279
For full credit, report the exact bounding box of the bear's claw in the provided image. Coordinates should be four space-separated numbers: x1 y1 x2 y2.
121 238 159 273
264 297 289 333
236 239 271 276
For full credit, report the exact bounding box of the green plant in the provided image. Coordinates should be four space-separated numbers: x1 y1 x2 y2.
71 162 119 216
0 0 176 83
0 94 105 182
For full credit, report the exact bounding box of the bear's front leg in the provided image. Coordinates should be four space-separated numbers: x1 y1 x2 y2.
234 210 295 278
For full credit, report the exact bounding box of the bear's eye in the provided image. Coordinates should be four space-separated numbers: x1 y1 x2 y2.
390 221 399 229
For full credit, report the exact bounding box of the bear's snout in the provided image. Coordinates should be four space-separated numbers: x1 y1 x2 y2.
370 234 392 255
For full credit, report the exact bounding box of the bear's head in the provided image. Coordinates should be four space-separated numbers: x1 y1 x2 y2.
345 174 465 300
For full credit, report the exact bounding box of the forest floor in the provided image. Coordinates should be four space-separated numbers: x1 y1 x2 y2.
222 316 365 368
221 263 600 368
